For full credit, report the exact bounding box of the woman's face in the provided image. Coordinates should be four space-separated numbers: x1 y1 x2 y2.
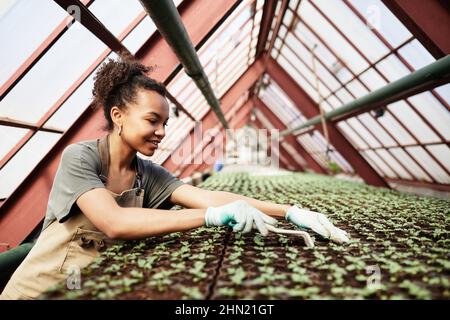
120 89 169 156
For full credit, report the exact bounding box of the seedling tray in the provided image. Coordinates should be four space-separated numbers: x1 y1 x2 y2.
43 172 450 299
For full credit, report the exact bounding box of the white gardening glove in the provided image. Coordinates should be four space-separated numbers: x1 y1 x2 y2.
205 200 277 236
286 205 349 244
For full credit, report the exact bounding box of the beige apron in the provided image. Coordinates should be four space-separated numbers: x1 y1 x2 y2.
1 135 144 299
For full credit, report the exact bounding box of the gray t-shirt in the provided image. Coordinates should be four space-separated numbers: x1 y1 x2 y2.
42 139 184 230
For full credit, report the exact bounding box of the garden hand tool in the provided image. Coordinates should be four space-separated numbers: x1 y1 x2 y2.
286 205 350 244
264 223 315 248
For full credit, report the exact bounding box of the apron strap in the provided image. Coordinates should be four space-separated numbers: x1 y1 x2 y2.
97 135 110 185
134 156 143 190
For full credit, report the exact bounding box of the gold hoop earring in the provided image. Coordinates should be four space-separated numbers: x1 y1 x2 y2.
118 125 122 136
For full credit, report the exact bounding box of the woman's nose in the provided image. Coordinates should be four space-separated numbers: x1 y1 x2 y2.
155 125 165 138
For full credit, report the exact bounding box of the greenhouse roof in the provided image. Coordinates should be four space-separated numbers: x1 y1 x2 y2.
0 0 449 248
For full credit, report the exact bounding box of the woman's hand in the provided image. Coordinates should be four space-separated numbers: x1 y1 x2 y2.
205 200 277 236
286 205 349 244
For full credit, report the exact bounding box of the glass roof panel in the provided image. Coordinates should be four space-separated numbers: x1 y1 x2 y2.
406 146 450 184
376 54 410 82
346 79 369 99
0 0 66 85
0 24 105 123
357 113 397 147
346 118 381 148
336 122 368 149
277 54 320 103
0 131 61 198
375 149 413 180
390 147 433 182
434 84 450 105
376 112 416 145
398 39 435 70
388 101 440 144
363 149 397 178
407 92 450 140
347 0 412 48
298 1 369 74
44 70 96 130
427 144 450 173
0 125 28 161
89 0 143 36
313 0 390 63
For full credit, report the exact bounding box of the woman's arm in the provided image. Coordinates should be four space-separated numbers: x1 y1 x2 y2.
77 188 205 239
170 184 290 219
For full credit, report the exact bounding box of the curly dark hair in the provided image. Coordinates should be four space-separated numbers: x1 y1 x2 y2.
92 53 167 131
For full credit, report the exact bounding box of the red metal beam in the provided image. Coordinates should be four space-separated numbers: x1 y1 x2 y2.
0 117 63 134
0 0 241 251
196 161 212 173
382 0 450 59
273 0 302 60
266 56 390 188
247 0 258 65
386 178 450 193
279 161 292 170
255 0 278 59
54 0 129 54
254 97 325 174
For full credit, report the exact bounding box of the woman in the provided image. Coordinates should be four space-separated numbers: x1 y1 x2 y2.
1 55 348 299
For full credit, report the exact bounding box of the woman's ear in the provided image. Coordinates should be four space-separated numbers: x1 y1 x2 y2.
110 106 123 128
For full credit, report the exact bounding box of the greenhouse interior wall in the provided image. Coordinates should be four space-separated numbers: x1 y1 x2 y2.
0 0 449 302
